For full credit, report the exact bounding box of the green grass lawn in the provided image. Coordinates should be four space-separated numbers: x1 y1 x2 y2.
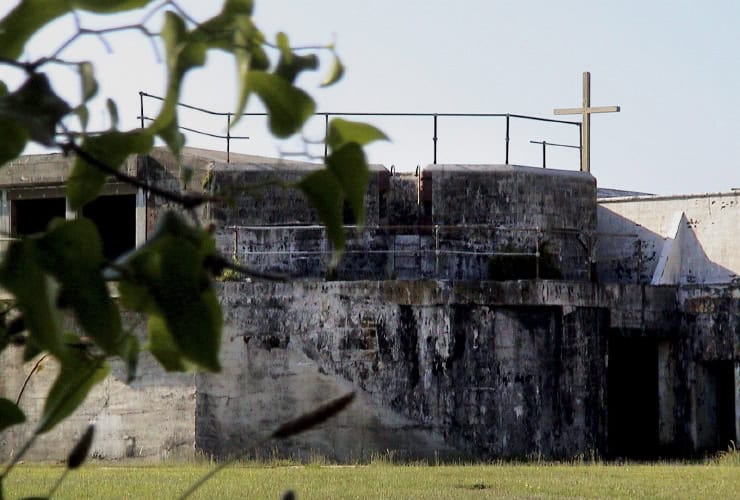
3 460 738 499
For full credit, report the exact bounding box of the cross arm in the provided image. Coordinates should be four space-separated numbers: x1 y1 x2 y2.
554 105 620 115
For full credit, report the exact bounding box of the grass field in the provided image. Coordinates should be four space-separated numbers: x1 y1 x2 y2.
3 457 738 499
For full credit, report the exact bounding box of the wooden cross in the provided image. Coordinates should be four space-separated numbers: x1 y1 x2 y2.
554 72 619 173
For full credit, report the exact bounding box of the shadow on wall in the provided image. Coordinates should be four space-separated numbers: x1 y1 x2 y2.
595 205 736 285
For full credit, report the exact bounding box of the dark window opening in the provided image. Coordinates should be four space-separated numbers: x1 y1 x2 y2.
607 335 659 458
82 194 136 261
12 198 66 236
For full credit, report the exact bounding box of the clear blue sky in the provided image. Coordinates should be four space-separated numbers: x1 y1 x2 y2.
2 0 739 194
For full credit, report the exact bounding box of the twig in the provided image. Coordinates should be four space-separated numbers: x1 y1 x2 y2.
60 141 218 209
206 255 289 282
46 468 70 498
177 392 355 499
15 354 49 405
1 359 103 479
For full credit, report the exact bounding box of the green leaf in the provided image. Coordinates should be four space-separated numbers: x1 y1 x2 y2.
151 236 222 371
38 358 109 434
155 117 186 158
0 324 7 355
326 118 388 151
72 0 152 13
298 169 345 261
0 398 25 432
67 424 95 469
78 62 98 102
0 73 71 146
321 54 345 87
0 1 150 59
106 98 119 129
0 0 68 59
248 71 315 138
274 30 320 84
117 333 139 383
0 117 28 166
325 143 369 227
121 212 222 371
228 15 256 127
0 240 66 360
35 219 124 356
146 314 187 372
276 53 319 85
276 32 290 58
22 339 42 363
149 12 207 155
67 130 152 209
118 280 154 313
74 105 89 131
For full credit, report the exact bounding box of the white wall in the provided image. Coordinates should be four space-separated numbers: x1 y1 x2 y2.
597 192 739 285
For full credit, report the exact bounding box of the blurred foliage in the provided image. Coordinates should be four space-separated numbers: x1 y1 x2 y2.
0 1 382 488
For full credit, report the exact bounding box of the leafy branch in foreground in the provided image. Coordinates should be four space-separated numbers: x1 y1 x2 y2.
178 392 356 500
0 0 386 490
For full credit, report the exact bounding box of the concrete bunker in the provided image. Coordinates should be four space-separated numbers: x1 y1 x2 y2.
0 148 737 463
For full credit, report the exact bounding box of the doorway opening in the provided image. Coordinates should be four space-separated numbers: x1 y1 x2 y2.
607 334 659 458
698 360 736 452
12 197 66 236
82 194 136 261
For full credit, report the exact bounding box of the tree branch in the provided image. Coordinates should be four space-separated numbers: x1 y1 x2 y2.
59 141 219 209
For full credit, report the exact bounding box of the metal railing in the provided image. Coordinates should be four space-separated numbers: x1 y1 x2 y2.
529 140 580 168
138 91 582 166
219 223 593 281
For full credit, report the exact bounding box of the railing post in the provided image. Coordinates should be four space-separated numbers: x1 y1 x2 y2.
542 141 547 168
226 113 232 163
636 238 642 284
139 91 145 129
578 122 583 172
434 224 440 275
324 113 329 158
433 114 438 164
535 230 540 279
505 114 510 164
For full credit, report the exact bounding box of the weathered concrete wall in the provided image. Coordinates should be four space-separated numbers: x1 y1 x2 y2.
196 280 675 461
597 192 740 285
653 285 740 454
0 329 196 462
213 165 597 282
3 279 734 462
420 165 595 281
386 173 418 226
427 165 596 230
206 162 387 227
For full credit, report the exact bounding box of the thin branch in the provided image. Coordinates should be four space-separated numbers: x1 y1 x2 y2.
141 0 171 26
47 468 70 498
1 358 104 479
206 255 289 282
0 56 34 73
262 40 334 52
164 0 200 27
177 392 355 499
59 141 219 209
15 354 49 405
51 24 159 60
